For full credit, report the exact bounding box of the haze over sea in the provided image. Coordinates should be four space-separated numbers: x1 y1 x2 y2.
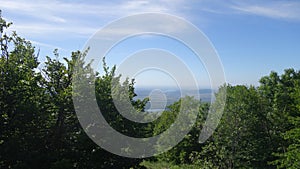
134 87 214 112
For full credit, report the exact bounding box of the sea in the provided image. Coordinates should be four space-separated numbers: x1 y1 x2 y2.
134 87 215 112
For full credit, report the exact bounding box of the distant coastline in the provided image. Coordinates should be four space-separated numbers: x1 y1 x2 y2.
134 87 214 112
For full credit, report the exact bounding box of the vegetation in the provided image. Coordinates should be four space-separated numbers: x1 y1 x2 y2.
1 14 300 169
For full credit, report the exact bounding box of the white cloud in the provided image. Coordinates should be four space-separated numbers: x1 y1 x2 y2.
0 0 193 55
0 0 189 40
0 1 67 23
0 0 187 22
29 40 64 50
231 1 300 21
9 23 98 36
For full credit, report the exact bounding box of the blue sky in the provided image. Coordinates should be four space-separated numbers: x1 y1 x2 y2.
1 0 300 88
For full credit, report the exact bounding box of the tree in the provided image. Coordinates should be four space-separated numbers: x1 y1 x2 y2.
0 13 148 168
265 69 300 168
0 13 46 169
197 85 272 168
152 96 208 165
2 10 300 169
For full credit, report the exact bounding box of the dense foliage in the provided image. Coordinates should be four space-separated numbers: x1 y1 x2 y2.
1 15 299 169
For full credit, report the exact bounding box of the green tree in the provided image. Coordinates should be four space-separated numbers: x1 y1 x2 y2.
0 13 46 169
198 85 272 169
0 13 149 168
152 96 208 165
265 69 300 168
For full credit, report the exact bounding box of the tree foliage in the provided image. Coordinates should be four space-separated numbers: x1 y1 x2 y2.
1 13 300 169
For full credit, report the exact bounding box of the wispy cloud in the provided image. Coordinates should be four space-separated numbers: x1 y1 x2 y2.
9 23 98 37
4 0 299 57
0 0 192 55
29 40 64 51
0 1 67 23
231 1 300 21
0 0 187 24
0 0 189 40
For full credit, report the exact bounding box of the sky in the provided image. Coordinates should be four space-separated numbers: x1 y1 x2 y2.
1 0 300 89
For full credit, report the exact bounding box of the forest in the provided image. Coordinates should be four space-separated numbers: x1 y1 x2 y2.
1 14 300 169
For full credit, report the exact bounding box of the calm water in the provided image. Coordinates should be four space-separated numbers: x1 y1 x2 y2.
134 88 214 112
